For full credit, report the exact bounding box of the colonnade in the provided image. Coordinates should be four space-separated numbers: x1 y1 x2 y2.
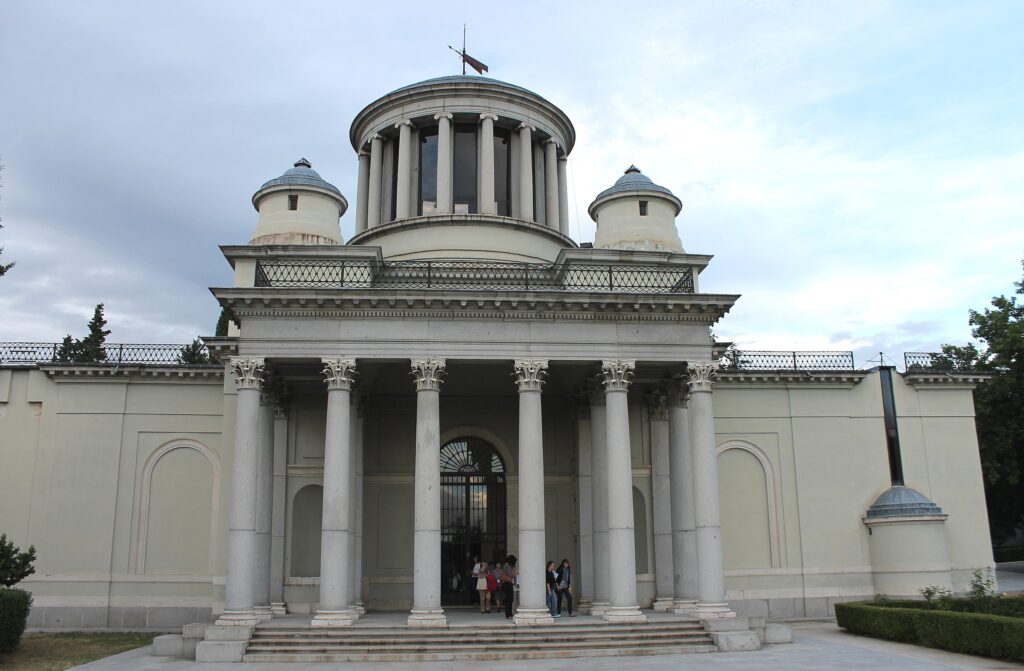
216 357 730 628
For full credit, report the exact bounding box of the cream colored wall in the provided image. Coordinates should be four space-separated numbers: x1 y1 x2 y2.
252 189 342 245
594 197 682 252
357 219 568 262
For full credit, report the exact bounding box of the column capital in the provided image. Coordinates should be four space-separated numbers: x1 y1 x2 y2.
544 137 559 146
322 358 357 391
434 112 453 122
517 121 536 132
571 388 592 419
601 360 635 392
273 404 289 420
588 378 607 407
668 378 690 407
513 360 548 392
687 361 718 393
369 133 383 143
231 357 265 391
645 387 669 421
358 149 370 158
411 358 446 391
395 119 413 129
479 112 499 123
558 153 568 162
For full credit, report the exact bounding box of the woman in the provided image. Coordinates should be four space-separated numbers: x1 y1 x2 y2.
469 555 483 606
546 560 560 618
556 558 574 616
477 562 492 613
492 559 504 609
502 555 517 619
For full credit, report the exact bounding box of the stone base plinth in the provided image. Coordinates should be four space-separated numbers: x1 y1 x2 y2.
152 634 184 657
215 609 260 626
589 601 610 616
671 599 698 615
312 609 356 627
652 598 674 612
513 608 555 626
695 601 735 619
603 606 647 623
407 609 447 627
576 599 593 615
354 601 366 615
254 605 273 621
270 602 287 615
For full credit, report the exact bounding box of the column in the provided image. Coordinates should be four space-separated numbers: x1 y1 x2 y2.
217 357 264 626
367 134 383 229
253 390 275 621
269 402 288 615
312 358 357 627
602 360 646 623
689 361 733 618
513 360 553 625
435 113 453 214
557 155 569 237
517 123 535 221
575 395 594 613
544 139 559 231
669 380 698 613
589 385 610 615
395 120 413 219
350 390 366 615
479 113 498 215
647 388 674 611
408 359 447 626
355 150 370 234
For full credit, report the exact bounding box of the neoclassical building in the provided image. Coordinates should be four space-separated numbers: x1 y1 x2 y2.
0 76 993 655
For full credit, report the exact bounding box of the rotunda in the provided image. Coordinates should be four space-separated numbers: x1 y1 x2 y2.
250 158 347 246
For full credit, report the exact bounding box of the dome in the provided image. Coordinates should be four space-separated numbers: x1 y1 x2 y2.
594 165 677 201
865 486 945 519
256 158 343 198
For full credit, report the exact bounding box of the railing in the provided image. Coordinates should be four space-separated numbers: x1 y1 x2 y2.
0 342 213 366
904 352 977 373
253 259 696 294
720 350 856 371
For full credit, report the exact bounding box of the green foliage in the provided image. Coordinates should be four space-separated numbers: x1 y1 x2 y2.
878 596 1024 618
215 308 229 337
56 304 111 363
0 534 36 588
941 261 1024 544
919 585 952 602
177 338 211 365
835 602 917 642
0 588 32 653
968 568 997 598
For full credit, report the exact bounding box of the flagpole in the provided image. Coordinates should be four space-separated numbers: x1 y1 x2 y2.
462 24 467 75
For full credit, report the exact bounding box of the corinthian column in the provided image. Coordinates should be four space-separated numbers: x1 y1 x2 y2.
312 358 357 627
589 385 610 616
479 113 498 215
253 389 275 621
395 120 413 219
517 123 535 221
513 360 553 625
574 394 594 613
269 402 289 615
217 357 264 626
647 388 674 611
689 361 733 618
408 359 447 627
350 389 366 615
602 360 646 623
669 380 698 613
544 139 559 231
367 134 383 228
435 114 453 214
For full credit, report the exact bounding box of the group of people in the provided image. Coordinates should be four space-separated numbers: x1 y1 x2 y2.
546 559 574 617
468 555 575 619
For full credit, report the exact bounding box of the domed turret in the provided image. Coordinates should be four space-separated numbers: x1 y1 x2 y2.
250 158 348 246
589 166 684 252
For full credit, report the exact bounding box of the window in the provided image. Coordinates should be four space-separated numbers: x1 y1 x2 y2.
453 124 478 214
418 128 438 215
493 128 511 216
288 195 298 211
639 200 648 216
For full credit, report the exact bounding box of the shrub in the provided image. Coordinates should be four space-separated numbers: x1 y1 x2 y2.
0 588 32 653
0 533 36 587
835 602 917 643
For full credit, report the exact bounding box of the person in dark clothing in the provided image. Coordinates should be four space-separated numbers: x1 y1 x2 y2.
502 554 517 619
546 561 559 617
556 558 574 616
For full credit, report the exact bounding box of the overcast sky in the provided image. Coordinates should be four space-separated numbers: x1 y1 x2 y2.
1 1 1021 368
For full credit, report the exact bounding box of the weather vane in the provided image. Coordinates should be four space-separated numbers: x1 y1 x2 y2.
448 24 488 75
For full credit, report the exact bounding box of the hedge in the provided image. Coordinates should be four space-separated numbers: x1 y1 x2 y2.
0 588 32 653
835 601 1024 662
874 596 1024 618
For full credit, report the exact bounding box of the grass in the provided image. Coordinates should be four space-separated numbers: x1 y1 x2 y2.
0 632 155 671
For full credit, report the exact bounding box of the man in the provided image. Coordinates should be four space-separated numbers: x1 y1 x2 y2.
556 558 574 616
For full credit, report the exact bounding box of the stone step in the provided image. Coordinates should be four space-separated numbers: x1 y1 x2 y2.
252 622 705 638
243 643 717 663
246 632 714 650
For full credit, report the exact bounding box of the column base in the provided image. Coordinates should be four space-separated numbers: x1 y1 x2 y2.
407 609 447 627
513 608 555 626
354 601 366 616
695 601 736 619
576 599 593 615
270 602 287 616
214 609 260 626
671 599 698 615
253 605 273 621
652 598 675 612
602 606 647 623
311 609 357 627
589 601 610 616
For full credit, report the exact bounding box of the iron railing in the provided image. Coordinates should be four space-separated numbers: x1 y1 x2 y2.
253 258 696 294
720 350 856 371
904 352 976 373
0 342 213 366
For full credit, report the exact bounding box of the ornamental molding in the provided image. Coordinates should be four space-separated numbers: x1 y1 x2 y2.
517 121 536 132
411 358 446 391
479 112 499 123
716 371 869 386
231 357 265 391
645 387 669 420
513 360 548 392
902 373 990 387
687 361 717 393
395 119 413 128
322 358 357 391
601 360 635 392
434 112 453 121
37 365 224 381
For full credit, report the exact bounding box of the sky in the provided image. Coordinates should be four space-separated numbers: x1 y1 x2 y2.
1 0 1022 369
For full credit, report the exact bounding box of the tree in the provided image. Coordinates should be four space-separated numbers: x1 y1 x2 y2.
215 308 230 337
56 304 111 363
0 534 35 588
178 338 212 364
942 261 1024 544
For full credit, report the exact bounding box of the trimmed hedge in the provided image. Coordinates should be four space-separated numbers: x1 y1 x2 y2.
0 588 32 653
836 601 1024 662
876 596 1024 618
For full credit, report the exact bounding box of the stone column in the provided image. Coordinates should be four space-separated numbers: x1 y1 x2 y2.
544 139 559 231
689 362 733 618
408 359 447 627
355 150 370 234
218 357 264 626
517 122 535 221
312 358 357 627
574 395 594 613
513 360 553 625
589 385 610 616
669 380 698 613
601 360 646 623
435 113 453 214
479 113 498 215
557 155 569 237
269 403 288 615
350 390 366 615
367 134 383 229
253 391 275 621
647 388 674 611
395 120 413 219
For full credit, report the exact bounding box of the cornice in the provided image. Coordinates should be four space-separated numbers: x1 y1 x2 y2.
717 370 869 385
39 365 224 381
902 372 990 387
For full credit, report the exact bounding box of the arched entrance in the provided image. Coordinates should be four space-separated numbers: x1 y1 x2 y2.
439 437 507 606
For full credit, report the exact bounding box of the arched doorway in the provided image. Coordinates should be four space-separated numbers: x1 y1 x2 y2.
440 437 507 606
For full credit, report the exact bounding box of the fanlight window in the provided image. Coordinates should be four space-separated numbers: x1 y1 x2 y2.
440 438 504 474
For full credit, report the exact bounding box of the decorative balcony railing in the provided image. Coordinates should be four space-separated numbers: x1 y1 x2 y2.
904 352 978 373
253 258 696 294
0 342 214 366
720 350 857 371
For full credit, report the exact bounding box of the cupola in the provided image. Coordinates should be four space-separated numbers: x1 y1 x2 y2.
588 166 684 252
250 158 348 246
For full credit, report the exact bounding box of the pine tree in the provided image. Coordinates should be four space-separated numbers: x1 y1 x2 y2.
178 338 211 364
215 308 230 337
55 304 111 363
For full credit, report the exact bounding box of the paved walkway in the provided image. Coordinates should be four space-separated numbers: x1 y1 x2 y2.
70 623 1024 670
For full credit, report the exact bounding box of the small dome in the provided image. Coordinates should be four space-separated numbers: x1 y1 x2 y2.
594 165 677 201
865 486 945 519
257 158 343 197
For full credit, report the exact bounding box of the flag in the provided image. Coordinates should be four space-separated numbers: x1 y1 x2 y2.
463 52 488 75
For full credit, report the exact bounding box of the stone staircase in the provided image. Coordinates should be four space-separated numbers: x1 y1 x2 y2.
242 619 717 662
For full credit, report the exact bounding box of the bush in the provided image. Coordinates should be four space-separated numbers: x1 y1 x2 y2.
0 588 32 653
835 602 917 643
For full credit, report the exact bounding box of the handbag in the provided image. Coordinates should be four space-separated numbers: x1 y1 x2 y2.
476 577 487 591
